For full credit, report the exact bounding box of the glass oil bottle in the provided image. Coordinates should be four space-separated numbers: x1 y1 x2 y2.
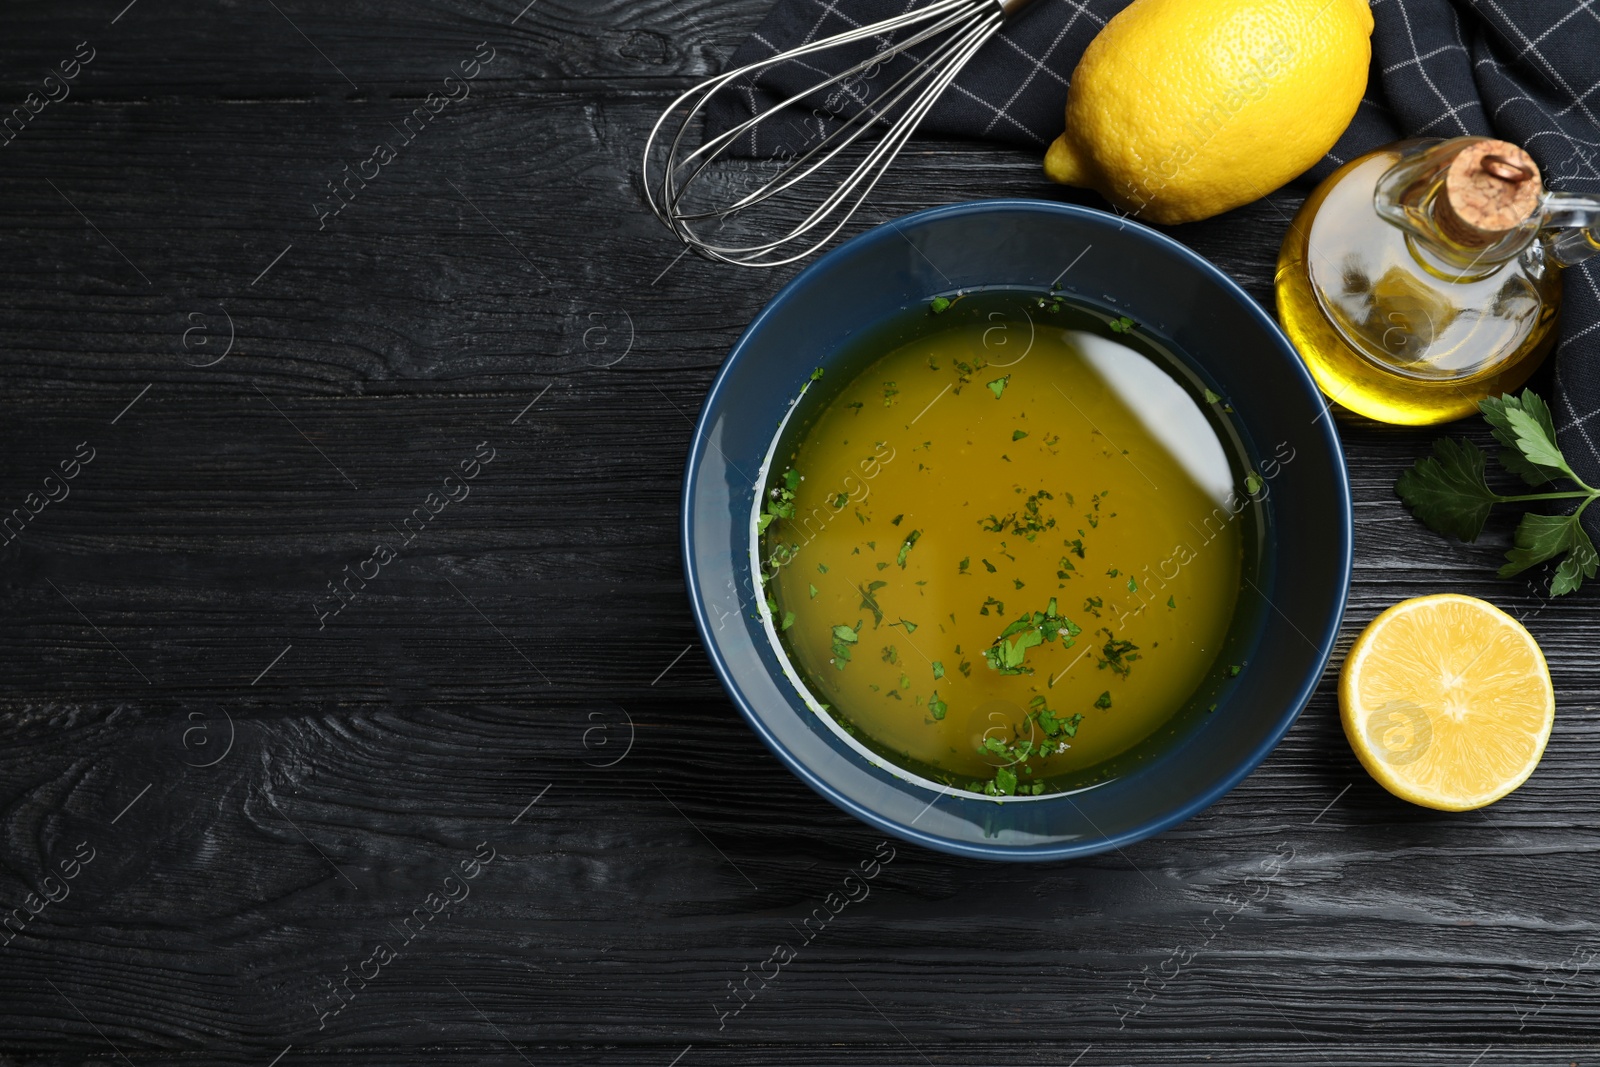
1276 136 1600 424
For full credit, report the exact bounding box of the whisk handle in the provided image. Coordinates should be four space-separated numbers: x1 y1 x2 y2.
995 0 1042 15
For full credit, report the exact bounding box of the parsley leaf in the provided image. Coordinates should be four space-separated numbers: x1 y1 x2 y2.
1013 429 1029 441
986 376 1009 399
1500 512 1588 578
1094 691 1112 710
928 692 947 720
1482 390 1571 484
932 660 945 680
1108 316 1136 333
1553 528 1600 595
1396 436 1500 541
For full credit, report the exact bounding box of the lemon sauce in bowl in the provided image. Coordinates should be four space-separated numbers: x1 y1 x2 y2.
755 291 1264 798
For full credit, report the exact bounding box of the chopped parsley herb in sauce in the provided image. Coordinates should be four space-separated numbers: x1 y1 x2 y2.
830 621 862 670
982 598 1080 676
1097 631 1140 676
858 580 888 626
897 529 922 568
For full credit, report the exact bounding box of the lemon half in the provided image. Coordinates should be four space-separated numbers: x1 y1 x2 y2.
1339 594 1554 812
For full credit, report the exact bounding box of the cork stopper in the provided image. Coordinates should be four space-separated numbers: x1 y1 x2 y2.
1435 139 1542 247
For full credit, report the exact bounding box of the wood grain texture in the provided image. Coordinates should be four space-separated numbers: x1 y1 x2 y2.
2 1 1599 1065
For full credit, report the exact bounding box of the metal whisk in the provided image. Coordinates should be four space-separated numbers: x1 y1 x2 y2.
642 0 1038 269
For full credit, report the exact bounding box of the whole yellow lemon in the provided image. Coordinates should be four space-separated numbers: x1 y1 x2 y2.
1045 0 1373 225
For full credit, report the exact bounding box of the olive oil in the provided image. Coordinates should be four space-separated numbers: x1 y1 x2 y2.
756 292 1257 797
1276 137 1599 425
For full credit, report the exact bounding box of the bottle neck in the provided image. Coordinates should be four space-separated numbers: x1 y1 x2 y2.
1375 138 1542 270
1375 138 1600 271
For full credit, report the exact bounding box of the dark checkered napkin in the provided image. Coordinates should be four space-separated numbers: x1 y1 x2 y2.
712 0 1600 537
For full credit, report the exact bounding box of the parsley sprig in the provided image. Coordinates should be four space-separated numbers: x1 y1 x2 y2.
1396 389 1600 596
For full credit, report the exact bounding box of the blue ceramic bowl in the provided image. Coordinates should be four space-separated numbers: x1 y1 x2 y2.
681 199 1351 861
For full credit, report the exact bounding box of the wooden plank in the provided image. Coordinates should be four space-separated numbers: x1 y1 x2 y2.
0 0 764 96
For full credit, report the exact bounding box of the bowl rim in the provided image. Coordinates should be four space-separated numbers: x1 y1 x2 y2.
679 197 1353 861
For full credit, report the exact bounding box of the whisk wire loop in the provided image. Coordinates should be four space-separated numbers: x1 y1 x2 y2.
643 0 1027 268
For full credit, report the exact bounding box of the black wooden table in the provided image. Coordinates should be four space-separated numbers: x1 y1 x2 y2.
3 3 1596 1064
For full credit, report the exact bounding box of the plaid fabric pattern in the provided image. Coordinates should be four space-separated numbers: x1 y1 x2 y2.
711 0 1600 534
